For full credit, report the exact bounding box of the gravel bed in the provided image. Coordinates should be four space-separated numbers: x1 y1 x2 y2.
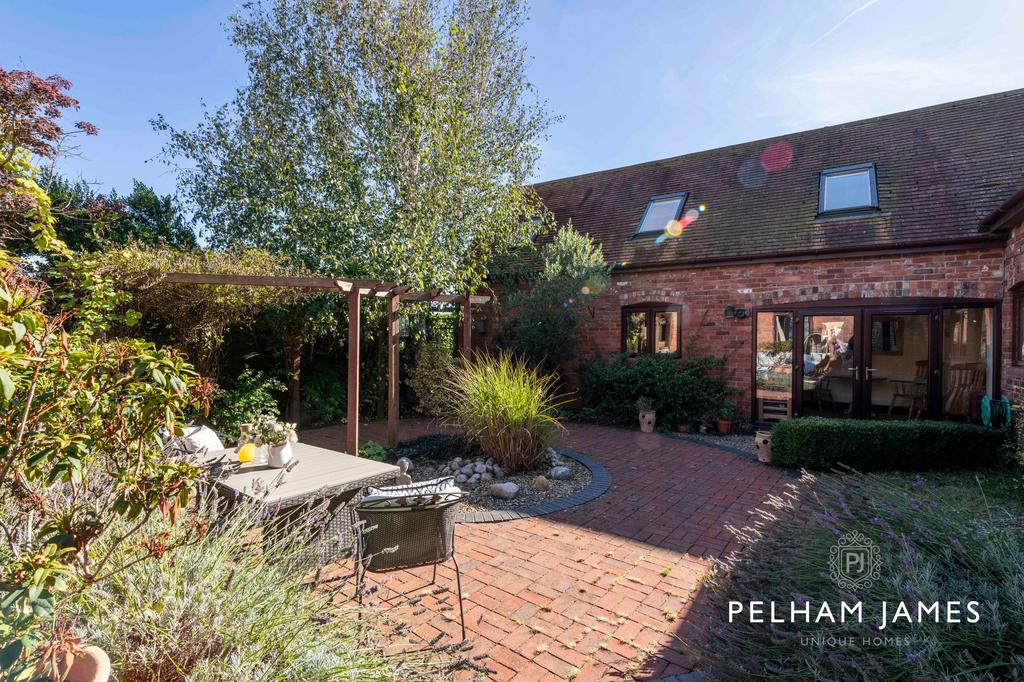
406 449 592 513
684 431 759 455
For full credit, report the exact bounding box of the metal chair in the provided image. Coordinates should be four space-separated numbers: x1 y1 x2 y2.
355 491 466 641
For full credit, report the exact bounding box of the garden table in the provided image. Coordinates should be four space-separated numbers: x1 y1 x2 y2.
204 443 399 565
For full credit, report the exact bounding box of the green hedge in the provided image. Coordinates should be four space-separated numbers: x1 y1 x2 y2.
579 353 731 430
771 417 1008 470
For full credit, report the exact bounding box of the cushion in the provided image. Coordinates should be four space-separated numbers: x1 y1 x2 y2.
360 476 463 509
181 425 225 454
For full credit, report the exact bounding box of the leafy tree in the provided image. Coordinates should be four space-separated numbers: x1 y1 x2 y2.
497 225 611 374
39 176 197 254
0 68 96 251
113 180 196 249
154 0 554 291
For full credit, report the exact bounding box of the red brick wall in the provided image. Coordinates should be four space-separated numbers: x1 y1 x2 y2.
547 248 1004 414
1001 225 1024 401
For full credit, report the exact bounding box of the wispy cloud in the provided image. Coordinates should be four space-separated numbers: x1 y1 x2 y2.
813 0 884 45
761 51 1024 130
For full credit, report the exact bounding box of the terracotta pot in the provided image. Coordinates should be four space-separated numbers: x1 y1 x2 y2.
676 425 690 434
49 646 111 682
639 410 656 433
716 419 732 434
755 430 773 464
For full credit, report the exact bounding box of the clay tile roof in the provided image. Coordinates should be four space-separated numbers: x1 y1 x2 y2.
534 88 1024 269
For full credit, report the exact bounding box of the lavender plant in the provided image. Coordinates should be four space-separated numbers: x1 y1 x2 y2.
687 469 1024 679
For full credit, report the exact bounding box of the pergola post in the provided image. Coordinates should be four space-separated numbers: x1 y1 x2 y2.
347 289 361 455
386 293 400 447
460 289 472 360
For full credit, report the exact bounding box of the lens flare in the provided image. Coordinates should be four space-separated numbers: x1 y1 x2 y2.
666 220 684 237
698 204 706 212
760 141 794 172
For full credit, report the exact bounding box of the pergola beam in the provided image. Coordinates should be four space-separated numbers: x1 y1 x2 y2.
158 270 491 453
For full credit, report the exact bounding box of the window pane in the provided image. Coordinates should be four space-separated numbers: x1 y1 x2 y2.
823 170 872 211
653 310 679 354
942 308 993 421
625 312 648 353
755 312 792 422
637 197 683 234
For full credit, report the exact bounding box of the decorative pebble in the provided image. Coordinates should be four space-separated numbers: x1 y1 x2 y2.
474 463 488 474
549 466 572 480
534 475 550 492
489 482 519 500
481 472 493 482
456 474 468 483
460 464 475 475
468 473 481 484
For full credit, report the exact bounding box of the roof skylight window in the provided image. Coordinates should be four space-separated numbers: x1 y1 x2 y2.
635 193 687 236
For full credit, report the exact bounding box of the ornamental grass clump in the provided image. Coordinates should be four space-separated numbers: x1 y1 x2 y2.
446 353 564 472
686 469 1024 679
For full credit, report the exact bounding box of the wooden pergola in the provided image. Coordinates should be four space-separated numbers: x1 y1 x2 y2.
160 272 490 455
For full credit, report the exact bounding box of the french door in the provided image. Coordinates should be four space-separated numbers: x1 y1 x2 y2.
753 302 996 423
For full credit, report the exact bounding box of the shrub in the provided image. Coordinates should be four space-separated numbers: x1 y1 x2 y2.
78 499 442 681
407 342 456 417
580 353 730 430
301 368 346 425
392 433 483 463
209 368 285 443
359 441 391 462
771 417 1008 470
686 469 1024 678
497 225 611 374
446 353 564 472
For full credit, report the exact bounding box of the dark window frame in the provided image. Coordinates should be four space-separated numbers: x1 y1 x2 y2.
818 162 878 215
632 192 688 238
621 302 683 355
1013 288 1024 366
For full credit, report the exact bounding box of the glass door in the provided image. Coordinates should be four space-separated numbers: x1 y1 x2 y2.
800 313 861 418
864 312 932 419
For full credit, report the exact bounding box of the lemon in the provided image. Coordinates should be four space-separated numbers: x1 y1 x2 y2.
237 442 256 463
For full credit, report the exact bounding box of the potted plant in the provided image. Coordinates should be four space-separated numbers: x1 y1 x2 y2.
716 402 739 434
252 415 298 468
755 429 773 463
637 397 656 433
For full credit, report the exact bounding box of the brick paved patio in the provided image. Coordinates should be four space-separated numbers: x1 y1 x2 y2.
307 421 789 681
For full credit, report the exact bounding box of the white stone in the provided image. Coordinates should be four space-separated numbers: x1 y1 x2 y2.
549 466 571 480
481 472 493 482
474 463 488 474
455 474 468 483
460 464 475 475
489 482 519 500
468 473 481 484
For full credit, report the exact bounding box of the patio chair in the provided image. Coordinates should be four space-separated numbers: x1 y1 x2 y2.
355 477 466 640
943 362 987 421
888 360 928 419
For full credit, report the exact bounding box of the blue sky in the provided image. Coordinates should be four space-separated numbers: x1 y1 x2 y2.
3 0 1023 198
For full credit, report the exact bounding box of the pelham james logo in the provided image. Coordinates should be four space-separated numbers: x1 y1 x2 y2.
829 530 881 591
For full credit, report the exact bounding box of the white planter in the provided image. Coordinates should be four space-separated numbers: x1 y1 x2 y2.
639 410 656 433
268 442 294 468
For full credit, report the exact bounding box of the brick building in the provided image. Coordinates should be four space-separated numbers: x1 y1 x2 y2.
498 89 1024 424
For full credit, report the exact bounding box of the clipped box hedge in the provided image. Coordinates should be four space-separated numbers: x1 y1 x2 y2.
771 417 1007 470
